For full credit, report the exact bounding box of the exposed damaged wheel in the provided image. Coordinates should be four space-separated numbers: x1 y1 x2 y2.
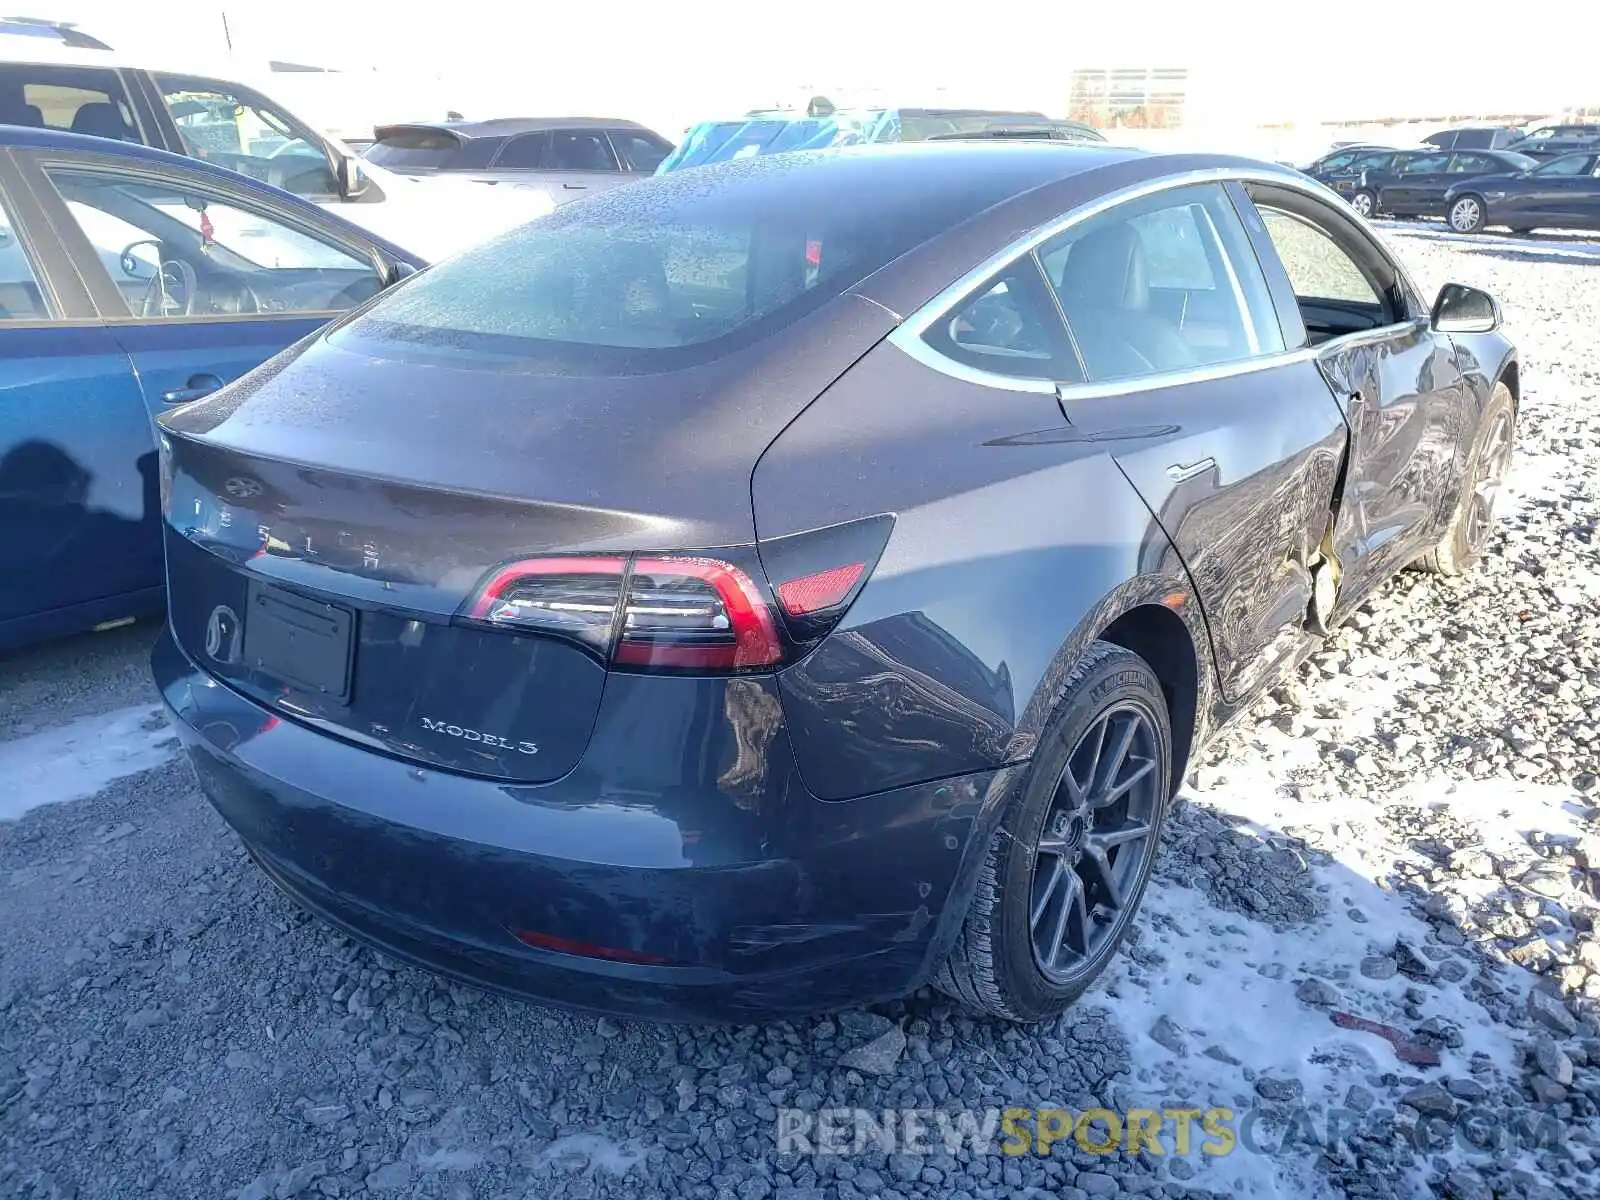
933 642 1172 1022
1417 382 1516 575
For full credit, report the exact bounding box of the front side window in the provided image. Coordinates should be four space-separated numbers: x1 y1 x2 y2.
1352 151 1394 171
1038 183 1283 383
1317 151 1358 172
44 168 381 318
921 261 1078 382
610 131 671 173
0 195 49 320
156 76 335 198
1256 209 1382 306
0 65 136 138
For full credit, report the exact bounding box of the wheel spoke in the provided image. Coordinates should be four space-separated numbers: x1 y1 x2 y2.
1044 870 1081 968
1092 755 1156 808
1095 715 1136 795
1087 820 1152 853
1030 857 1066 930
1036 835 1070 858
1082 844 1123 910
1074 717 1110 800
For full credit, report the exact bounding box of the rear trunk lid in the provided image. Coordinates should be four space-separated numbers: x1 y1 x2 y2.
158 292 894 782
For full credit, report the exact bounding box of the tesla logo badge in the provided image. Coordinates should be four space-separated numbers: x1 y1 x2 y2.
205 605 242 664
224 476 263 500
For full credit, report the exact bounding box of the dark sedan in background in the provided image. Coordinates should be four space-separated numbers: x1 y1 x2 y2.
363 117 674 206
154 143 1517 1022
1506 123 1600 162
1351 147 1538 219
1442 150 1600 233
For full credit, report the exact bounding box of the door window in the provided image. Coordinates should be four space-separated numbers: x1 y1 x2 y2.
1448 153 1494 174
1532 154 1592 177
492 133 548 169
155 76 336 197
1038 183 1283 383
44 167 382 318
1255 209 1382 308
0 196 49 320
609 131 670 172
544 131 616 171
1399 153 1450 175
0 65 137 138
1317 151 1359 172
921 261 1079 382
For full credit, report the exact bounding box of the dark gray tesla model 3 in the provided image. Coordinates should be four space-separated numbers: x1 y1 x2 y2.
153 142 1519 1022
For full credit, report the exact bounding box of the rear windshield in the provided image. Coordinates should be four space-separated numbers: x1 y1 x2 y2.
365 130 460 169
334 149 1017 373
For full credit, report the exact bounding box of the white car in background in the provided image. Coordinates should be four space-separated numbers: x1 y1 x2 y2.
0 44 553 260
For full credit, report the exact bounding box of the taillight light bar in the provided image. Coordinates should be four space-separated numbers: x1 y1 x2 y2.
460 518 894 674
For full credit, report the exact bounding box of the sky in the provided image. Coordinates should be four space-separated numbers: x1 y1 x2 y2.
30 1 1600 139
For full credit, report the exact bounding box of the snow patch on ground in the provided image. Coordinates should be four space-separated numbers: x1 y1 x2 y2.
0 703 177 821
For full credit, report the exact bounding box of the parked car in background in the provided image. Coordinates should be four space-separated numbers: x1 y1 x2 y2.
657 107 1104 172
0 46 551 258
1423 125 1522 152
0 126 424 650
1441 150 1600 233
364 118 674 206
1304 145 1405 205
1352 148 1538 219
153 143 1516 1023
1506 124 1600 162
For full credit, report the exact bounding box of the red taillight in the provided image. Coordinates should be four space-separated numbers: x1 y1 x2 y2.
512 928 670 965
461 553 783 672
615 557 782 670
775 562 864 618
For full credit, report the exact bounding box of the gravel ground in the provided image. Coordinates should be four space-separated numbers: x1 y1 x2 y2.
3 224 1599 1200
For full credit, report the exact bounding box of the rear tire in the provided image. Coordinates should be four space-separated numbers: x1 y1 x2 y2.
1416 382 1516 575
932 642 1172 1022
1449 194 1487 234
1350 189 1377 218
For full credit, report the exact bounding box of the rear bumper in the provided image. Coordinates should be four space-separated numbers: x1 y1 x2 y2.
155 628 1002 1020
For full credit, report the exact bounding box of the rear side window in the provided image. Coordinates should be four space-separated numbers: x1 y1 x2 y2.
365 130 461 170
1400 153 1450 174
493 133 547 169
0 65 135 138
1448 153 1493 173
545 131 616 171
921 261 1079 382
336 154 1015 372
1038 183 1284 383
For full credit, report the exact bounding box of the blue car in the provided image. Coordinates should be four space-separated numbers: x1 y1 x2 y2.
0 126 423 651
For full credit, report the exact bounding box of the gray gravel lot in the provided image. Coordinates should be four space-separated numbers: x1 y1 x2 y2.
2 224 1599 1200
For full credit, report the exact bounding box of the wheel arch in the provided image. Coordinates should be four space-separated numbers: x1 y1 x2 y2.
1098 603 1202 795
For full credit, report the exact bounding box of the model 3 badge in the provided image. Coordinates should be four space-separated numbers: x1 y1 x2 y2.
205 605 242 663
419 716 537 755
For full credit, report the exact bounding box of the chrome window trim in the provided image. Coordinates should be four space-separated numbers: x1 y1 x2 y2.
887 165 1428 397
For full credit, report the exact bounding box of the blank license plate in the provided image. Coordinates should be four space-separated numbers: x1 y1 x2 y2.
242 580 355 702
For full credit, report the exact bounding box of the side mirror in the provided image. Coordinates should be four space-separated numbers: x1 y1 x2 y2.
336 152 368 200
1431 282 1502 334
383 260 419 288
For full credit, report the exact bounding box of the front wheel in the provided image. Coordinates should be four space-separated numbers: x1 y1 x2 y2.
1416 382 1516 575
1350 189 1377 218
933 642 1172 1022
1449 194 1487 234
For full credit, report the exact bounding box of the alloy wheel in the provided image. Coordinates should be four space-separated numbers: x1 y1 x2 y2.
1464 407 1515 555
1028 704 1161 983
1451 197 1482 233
1351 192 1374 218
